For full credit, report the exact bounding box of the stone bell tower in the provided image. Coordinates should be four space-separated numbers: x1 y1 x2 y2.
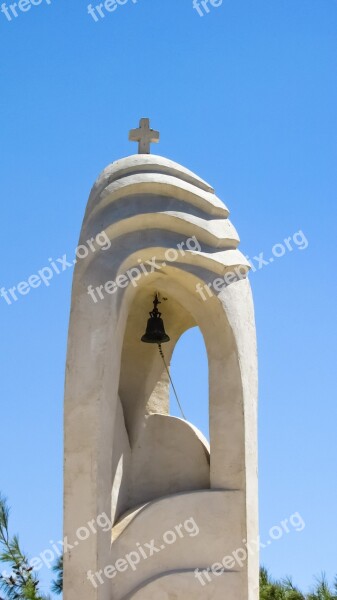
63 119 259 600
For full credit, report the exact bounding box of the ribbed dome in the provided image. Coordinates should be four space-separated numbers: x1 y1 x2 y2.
87 154 227 216
80 153 250 281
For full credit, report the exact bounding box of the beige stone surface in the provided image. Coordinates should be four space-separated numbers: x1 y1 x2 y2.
129 414 210 507
123 571 243 600
63 153 258 600
110 490 244 599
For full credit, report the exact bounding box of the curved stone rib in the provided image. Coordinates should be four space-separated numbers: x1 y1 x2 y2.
115 248 250 283
111 489 237 543
82 212 240 251
86 173 229 225
87 154 215 211
75 233 249 281
121 569 241 600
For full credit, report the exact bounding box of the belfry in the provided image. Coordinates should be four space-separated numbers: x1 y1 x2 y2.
63 119 259 600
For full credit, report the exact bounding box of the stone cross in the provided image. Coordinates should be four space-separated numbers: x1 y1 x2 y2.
129 118 160 154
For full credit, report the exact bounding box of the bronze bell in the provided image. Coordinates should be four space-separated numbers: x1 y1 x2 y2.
141 294 170 344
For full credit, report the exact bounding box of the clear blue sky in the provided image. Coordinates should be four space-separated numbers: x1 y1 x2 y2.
1 0 336 594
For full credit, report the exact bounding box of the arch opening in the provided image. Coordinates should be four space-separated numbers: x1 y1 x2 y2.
113 283 212 518
169 326 209 442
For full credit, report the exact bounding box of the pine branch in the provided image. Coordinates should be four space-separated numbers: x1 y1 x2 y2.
51 557 62 595
0 495 48 600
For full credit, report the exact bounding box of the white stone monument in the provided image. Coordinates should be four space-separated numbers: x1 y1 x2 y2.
64 119 259 600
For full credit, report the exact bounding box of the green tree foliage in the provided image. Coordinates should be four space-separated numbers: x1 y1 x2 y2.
0 495 48 600
51 558 62 596
307 573 337 600
260 567 337 600
0 494 62 600
260 567 305 600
